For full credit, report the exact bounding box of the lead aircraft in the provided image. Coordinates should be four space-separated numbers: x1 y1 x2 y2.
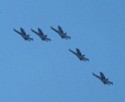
13 27 33 41
31 28 51 42
69 48 89 61
51 25 71 40
93 72 113 85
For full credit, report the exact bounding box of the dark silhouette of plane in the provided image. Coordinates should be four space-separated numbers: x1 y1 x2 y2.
13 27 33 41
69 48 89 61
51 25 71 40
93 72 113 85
31 28 51 42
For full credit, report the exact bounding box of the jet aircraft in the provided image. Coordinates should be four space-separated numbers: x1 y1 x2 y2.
13 27 33 41
51 25 71 40
69 48 89 61
31 28 51 42
93 72 113 85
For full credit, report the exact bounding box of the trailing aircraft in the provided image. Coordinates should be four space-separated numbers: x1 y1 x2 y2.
31 28 51 42
93 72 113 85
51 25 71 40
69 48 89 61
13 27 33 41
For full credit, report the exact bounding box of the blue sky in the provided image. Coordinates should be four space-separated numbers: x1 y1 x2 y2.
0 0 125 102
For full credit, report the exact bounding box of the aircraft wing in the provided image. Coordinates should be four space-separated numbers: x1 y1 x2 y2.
93 73 101 80
100 72 106 79
58 25 64 33
69 49 78 56
76 48 82 55
38 28 44 35
13 28 23 35
20 28 27 35
51 26 60 33
31 28 40 36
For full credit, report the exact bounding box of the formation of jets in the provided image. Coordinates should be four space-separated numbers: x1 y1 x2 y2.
13 25 113 86
93 72 113 85
14 25 70 41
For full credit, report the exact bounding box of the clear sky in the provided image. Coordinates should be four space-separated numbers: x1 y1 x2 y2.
0 0 125 102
